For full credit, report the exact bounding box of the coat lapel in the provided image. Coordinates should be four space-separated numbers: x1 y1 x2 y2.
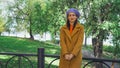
62 23 80 40
62 25 71 40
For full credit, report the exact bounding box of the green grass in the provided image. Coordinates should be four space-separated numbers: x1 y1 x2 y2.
0 36 60 54
0 36 60 68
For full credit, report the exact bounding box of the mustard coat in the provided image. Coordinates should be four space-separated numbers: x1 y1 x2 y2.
59 23 84 68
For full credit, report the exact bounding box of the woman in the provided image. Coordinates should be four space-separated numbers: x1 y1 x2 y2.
59 8 84 68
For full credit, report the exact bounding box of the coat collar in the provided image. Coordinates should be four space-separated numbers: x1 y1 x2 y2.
62 23 81 40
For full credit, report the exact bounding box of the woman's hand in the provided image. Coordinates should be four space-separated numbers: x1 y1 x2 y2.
69 54 74 60
64 54 74 60
65 54 70 60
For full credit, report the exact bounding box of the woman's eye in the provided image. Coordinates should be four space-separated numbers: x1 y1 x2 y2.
72 14 75 16
69 14 75 16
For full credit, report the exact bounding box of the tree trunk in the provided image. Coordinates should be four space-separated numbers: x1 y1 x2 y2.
29 16 34 40
29 26 34 40
92 30 104 68
92 30 103 68
84 36 87 47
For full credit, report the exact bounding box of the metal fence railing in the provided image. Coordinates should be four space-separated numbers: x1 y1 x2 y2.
0 48 120 68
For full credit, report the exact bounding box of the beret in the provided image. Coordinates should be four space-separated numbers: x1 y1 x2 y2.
66 8 80 18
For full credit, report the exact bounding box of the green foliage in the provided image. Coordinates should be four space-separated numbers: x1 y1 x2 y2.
103 45 114 53
5 0 67 40
32 1 49 34
6 0 28 32
110 22 120 57
103 45 120 59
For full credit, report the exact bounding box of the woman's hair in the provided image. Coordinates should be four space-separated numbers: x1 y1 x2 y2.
67 19 78 30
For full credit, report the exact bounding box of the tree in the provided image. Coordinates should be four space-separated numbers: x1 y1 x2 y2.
82 0 120 68
0 17 5 35
6 0 39 39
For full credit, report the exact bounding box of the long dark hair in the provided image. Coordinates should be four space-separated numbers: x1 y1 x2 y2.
67 19 78 30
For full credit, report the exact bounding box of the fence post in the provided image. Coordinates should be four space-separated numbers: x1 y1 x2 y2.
38 48 44 68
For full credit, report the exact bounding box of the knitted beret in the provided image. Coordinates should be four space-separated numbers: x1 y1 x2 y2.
66 8 80 18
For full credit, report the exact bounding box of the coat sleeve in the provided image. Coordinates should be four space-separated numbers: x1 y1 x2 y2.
71 25 84 57
60 28 68 57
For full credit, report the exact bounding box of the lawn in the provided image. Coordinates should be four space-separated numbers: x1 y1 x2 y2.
0 36 60 68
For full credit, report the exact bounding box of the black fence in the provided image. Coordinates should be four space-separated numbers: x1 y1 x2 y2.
0 48 120 68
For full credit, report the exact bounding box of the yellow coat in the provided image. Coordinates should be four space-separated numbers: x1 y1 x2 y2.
59 23 84 68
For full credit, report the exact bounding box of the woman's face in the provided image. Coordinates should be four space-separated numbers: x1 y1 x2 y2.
68 12 77 23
